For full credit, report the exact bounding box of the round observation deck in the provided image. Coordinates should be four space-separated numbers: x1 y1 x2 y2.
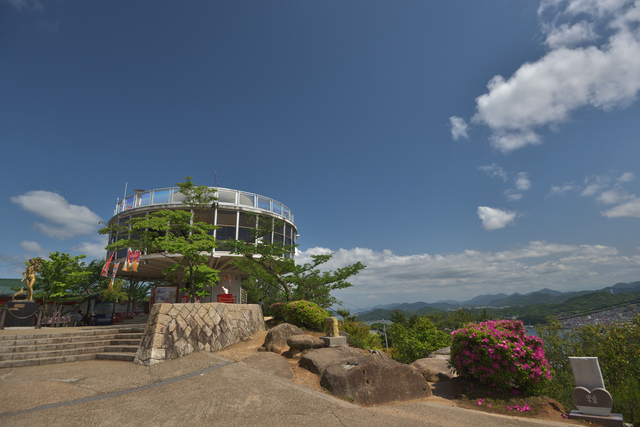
106 186 297 283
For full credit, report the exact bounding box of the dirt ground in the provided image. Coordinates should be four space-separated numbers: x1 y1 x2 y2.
214 331 582 425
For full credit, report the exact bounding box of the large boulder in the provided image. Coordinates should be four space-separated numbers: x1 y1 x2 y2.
261 323 305 354
299 346 365 375
411 358 456 382
321 352 431 406
286 335 325 357
241 352 294 379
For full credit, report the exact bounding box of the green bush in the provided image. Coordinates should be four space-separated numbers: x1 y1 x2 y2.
388 316 451 364
339 320 383 350
537 316 640 425
270 300 328 331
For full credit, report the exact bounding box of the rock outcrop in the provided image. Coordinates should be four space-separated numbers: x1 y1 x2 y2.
320 351 432 406
299 346 365 375
286 335 325 357
260 323 305 354
411 358 456 382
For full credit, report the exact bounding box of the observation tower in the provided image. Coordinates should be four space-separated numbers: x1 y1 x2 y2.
106 186 297 303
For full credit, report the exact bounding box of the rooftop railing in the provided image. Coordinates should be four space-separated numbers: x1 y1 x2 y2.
113 187 294 223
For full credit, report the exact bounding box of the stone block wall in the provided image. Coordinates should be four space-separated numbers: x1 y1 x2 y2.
134 302 265 366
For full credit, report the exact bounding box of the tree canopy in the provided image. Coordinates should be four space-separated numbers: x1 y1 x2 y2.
228 215 365 308
100 176 220 300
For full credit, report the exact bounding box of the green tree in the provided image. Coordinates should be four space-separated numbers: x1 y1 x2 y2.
228 215 365 307
100 177 219 300
35 252 91 316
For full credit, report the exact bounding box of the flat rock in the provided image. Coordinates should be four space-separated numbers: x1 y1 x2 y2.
299 346 365 375
411 358 456 382
321 352 431 406
241 352 294 379
262 323 305 353
287 335 325 351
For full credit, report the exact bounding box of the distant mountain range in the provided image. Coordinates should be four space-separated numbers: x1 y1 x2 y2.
355 281 640 322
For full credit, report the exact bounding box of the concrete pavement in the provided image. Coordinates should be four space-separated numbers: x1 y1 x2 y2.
0 344 581 427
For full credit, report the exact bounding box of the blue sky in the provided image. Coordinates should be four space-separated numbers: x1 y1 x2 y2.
2 0 639 308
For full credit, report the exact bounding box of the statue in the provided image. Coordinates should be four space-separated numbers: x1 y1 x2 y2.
21 257 41 301
11 287 26 300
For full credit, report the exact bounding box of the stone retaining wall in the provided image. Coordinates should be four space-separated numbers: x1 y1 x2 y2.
134 302 265 366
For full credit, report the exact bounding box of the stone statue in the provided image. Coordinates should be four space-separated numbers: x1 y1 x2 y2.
21 257 41 301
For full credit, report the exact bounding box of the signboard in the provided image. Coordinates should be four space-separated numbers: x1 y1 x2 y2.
93 302 114 325
155 286 178 304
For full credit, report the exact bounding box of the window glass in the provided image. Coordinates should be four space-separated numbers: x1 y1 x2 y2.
216 226 236 241
258 196 270 211
124 196 134 210
238 227 253 243
152 189 170 204
282 207 290 220
172 189 186 203
285 224 293 239
216 210 237 226
117 202 122 213
218 190 236 204
273 202 282 215
260 232 272 244
239 193 254 207
274 234 284 244
239 213 255 228
139 192 150 206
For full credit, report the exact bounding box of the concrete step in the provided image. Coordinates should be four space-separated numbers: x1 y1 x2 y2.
103 346 139 353
0 338 124 354
0 327 144 366
95 352 136 362
0 353 96 369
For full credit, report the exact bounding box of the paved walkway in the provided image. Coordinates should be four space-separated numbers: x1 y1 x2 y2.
0 326 580 426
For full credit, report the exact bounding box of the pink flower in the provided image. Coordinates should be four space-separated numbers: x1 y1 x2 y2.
477 399 484 405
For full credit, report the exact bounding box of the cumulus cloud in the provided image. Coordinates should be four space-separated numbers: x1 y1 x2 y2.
548 182 577 196
449 116 469 140
11 190 102 239
465 0 640 152
602 198 640 218
296 242 640 305
480 165 532 201
20 240 46 256
3 0 43 11
550 171 640 218
515 172 532 191
477 206 517 230
618 172 635 182
479 163 508 181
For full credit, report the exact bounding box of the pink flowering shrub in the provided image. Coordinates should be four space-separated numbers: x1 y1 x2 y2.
269 300 328 331
449 320 552 394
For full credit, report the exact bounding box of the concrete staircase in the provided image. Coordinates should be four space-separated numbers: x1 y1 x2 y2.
0 326 145 368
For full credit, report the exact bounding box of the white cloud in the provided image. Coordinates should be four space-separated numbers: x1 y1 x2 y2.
296 242 640 305
11 190 102 239
504 189 523 201
479 163 508 181
3 0 43 11
72 238 109 259
449 116 469 140
467 0 640 152
596 186 632 204
20 240 46 256
515 172 532 191
549 182 576 196
618 172 635 182
581 174 611 196
477 206 517 230
602 197 640 217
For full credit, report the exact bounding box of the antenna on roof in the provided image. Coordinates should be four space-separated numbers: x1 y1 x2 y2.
214 171 217 187
123 182 128 199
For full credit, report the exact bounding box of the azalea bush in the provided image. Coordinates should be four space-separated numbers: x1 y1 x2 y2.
450 320 552 394
269 300 328 331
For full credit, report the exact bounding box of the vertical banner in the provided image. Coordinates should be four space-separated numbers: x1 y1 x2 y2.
110 262 120 290
101 253 114 277
131 250 141 272
122 249 132 272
